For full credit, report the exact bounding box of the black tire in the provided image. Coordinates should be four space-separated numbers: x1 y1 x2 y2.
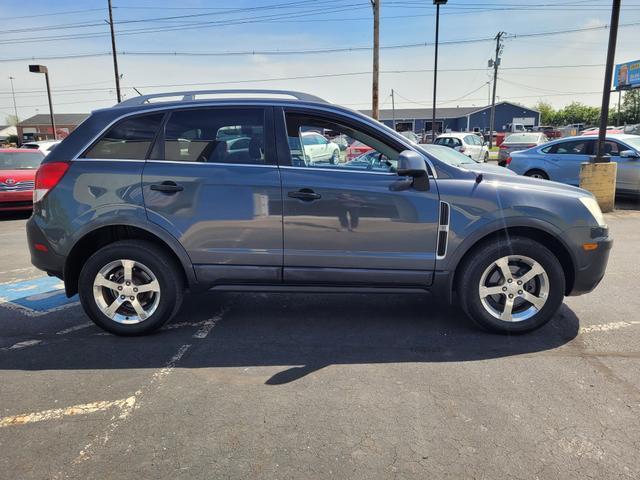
331 149 340 164
457 237 565 334
78 240 184 336
483 152 489 162
524 169 549 180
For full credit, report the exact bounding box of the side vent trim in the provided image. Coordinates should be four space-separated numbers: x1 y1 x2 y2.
436 201 450 259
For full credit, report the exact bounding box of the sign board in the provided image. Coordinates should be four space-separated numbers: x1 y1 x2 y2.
614 60 640 90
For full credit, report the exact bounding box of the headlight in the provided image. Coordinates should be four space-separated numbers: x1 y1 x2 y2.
579 197 606 227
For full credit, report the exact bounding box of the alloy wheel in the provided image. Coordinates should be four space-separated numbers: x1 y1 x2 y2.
478 255 549 322
92 259 161 324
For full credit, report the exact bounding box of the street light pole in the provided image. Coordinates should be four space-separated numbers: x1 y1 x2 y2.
8 76 18 123
431 0 447 142
28 64 56 141
488 31 504 149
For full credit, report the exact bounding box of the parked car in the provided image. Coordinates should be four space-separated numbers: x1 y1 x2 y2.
345 140 373 161
420 144 516 176
581 127 624 136
433 132 489 162
0 148 44 211
507 134 640 194
20 140 61 156
498 132 549 166
398 130 420 143
300 131 340 164
27 89 611 336
534 126 561 139
623 124 640 135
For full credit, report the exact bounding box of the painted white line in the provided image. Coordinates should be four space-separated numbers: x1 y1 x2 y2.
580 320 640 334
0 396 136 429
72 343 192 466
192 313 224 339
1 339 42 351
56 322 94 335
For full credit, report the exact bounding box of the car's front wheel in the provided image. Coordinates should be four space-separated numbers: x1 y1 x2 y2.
78 240 184 335
457 237 565 333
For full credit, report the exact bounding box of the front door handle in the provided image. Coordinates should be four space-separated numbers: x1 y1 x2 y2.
288 188 321 201
150 181 184 193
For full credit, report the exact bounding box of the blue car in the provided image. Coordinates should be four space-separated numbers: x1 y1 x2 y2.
507 134 640 194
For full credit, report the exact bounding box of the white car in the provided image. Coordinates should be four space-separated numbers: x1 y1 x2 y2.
433 132 489 162
20 140 61 156
300 131 340 164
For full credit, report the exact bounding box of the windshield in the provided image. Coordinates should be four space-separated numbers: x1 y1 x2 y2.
0 151 44 170
420 144 476 166
504 133 541 144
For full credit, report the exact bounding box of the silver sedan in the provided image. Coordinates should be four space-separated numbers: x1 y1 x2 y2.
498 132 548 166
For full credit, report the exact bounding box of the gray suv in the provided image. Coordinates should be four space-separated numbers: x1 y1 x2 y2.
26 90 612 335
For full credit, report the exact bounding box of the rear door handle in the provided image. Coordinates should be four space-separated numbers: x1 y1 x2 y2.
288 188 321 201
150 181 184 193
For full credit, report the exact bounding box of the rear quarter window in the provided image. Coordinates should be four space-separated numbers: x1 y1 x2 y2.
82 113 164 160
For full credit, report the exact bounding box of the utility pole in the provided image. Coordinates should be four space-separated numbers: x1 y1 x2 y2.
431 1 447 142
8 76 18 123
594 0 620 161
108 0 122 103
391 89 396 129
371 0 379 120
488 31 504 148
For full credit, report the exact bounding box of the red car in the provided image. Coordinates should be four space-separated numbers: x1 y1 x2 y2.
0 148 45 211
345 141 373 161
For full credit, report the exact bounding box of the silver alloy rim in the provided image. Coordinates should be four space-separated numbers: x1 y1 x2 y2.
530 172 545 179
92 259 161 324
478 255 549 322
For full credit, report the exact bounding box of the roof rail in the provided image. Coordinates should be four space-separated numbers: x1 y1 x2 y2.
117 89 328 107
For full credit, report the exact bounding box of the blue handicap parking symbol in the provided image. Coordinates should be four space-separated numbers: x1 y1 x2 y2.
0 277 78 315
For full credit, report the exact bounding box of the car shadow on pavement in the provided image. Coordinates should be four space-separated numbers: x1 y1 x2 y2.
1 291 579 384
0 211 31 221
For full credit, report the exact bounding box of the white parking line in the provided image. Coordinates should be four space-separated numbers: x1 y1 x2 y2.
0 396 137 429
72 343 192 465
580 320 640 334
56 322 94 335
192 312 224 339
0 339 42 351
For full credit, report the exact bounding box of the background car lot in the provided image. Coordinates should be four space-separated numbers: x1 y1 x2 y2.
1 204 639 479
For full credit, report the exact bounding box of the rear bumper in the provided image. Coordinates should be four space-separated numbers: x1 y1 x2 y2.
26 216 65 279
567 235 613 296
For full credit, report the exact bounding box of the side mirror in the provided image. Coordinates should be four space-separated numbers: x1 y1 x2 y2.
395 150 429 191
397 150 428 177
620 149 639 159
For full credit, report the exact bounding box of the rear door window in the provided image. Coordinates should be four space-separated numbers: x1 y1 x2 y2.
159 108 268 164
544 140 593 155
83 113 164 160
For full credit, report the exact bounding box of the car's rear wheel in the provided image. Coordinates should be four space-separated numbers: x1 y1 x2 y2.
78 240 184 335
331 149 340 164
483 152 489 162
457 237 565 333
524 169 549 180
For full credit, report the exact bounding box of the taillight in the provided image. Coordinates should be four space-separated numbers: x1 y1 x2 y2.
526 144 536 148
499 145 508 149
34 162 69 203
506 156 512 165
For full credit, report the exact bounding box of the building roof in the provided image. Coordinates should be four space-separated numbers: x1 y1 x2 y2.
360 101 538 121
18 113 89 127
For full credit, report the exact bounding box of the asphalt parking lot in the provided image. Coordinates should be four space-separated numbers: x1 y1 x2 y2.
1 202 639 480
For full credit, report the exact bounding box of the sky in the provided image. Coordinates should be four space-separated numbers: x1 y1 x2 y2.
1 0 640 122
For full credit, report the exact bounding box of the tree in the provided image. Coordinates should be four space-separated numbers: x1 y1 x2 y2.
4 115 18 126
621 89 640 124
560 102 600 126
534 101 557 125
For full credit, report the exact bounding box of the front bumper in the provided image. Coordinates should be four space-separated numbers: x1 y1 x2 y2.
567 233 613 296
0 191 33 211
